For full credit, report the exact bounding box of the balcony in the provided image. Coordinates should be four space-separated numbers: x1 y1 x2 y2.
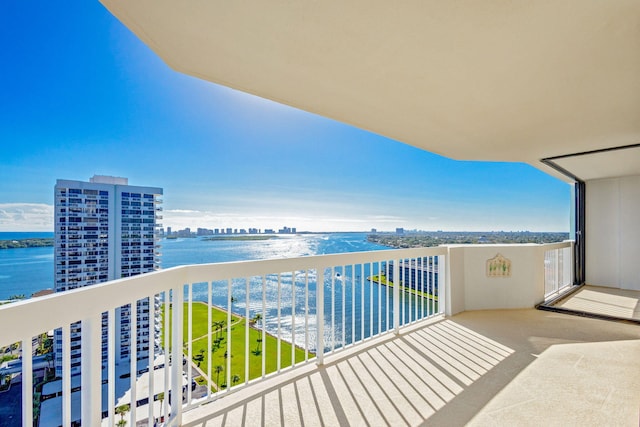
3 242 638 427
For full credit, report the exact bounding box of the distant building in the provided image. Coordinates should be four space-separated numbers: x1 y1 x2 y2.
264 229 275 234
54 175 162 376
388 259 439 296
371 228 377 233
197 227 213 236
395 228 404 234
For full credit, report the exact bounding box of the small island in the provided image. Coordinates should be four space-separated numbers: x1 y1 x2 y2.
0 238 54 250
202 236 278 242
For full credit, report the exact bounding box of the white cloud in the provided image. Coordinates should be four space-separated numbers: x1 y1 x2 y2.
0 203 54 231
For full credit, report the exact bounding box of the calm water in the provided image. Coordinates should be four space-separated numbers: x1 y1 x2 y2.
0 232 388 300
0 232 55 300
0 232 435 351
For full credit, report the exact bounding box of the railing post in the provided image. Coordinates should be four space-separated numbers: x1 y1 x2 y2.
439 254 446 316
62 325 71 427
316 268 325 365
553 249 560 292
393 259 400 334
21 335 33 427
170 286 184 426
81 313 102 427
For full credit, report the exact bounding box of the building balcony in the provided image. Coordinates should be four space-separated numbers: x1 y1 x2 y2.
3 242 637 427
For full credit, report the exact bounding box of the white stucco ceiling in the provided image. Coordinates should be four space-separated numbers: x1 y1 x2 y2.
100 0 640 182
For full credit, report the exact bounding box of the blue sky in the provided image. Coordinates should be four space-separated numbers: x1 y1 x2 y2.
0 1 570 233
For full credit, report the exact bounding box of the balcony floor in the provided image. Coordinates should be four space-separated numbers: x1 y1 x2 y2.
183 309 640 427
554 285 640 322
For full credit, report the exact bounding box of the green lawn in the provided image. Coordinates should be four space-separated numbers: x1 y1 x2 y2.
368 274 439 301
162 302 309 389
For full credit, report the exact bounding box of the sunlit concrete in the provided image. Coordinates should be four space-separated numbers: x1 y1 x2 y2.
182 309 640 426
556 285 640 321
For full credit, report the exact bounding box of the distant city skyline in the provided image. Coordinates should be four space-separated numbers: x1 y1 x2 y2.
0 1 571 233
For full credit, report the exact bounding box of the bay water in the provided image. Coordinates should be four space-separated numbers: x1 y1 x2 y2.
0 232 388 300
0 232 432 350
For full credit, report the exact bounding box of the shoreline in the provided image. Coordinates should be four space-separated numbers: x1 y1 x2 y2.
0 238 53 249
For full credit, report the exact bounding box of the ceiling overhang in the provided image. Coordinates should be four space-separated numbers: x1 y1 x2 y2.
99 1 640 183
543 144 640 182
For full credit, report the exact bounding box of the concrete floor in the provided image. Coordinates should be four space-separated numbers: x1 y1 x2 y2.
182 309 640 427
555 285 640 321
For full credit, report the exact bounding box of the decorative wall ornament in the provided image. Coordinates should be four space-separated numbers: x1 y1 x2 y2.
487 253 511 278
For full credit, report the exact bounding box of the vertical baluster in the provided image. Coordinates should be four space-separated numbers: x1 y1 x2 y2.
186 285 192 404
415 259 419 322
331 267 335 352
377 262 382 335
393 259 400 334
412 259 416 323
360 265 364 343
402 259 406 326
62 324 71 427
369 262 373 339
262 276 267 378
21 335 32 427
292 271 296 366
207 283 212 399
430 257 435 316
171 286 184 425
420 258 425 320
439 255 446 315
385 261 390 333
408 259 412 323
130 302 137 425
163 291 170 420
316 268 325 365
107 309 115 426
277 273 282 373
245 277 250 382
305 270 310 361
148 295 155 423
553 249 560 292
81 313 102 427
351 265 355 346
226 280 232 391
341 266 345 349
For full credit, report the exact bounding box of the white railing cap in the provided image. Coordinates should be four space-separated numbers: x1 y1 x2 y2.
0 247 446 344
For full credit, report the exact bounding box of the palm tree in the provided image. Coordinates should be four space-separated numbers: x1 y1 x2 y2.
214 365 224 388
231 374 240 387
213 320 225 341
251 313 262 326
254 338 263 355
115 404 130 425
157 392 165 423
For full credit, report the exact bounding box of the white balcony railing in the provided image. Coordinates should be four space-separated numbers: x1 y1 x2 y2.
0 247 446 427
543 241 574 299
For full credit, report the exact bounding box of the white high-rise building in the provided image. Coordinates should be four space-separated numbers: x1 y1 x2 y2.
53 175 163 376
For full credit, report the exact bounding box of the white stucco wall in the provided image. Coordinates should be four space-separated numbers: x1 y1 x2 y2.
586 175 640 290
446 244 546 315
